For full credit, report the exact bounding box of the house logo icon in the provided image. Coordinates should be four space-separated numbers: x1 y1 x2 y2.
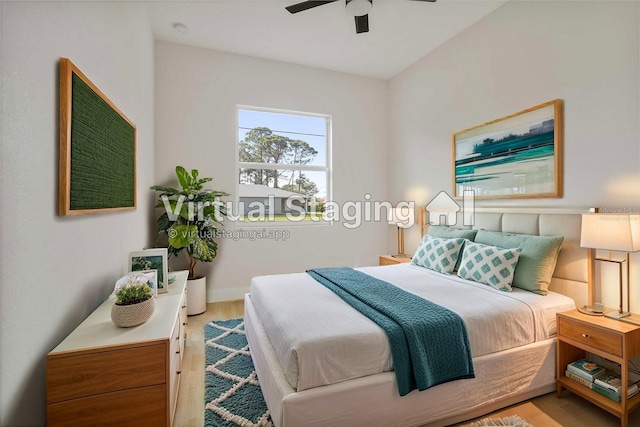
426 190 475 226
426 191 460 226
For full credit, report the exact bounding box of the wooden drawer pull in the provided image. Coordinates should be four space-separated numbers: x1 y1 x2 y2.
581 333 590 338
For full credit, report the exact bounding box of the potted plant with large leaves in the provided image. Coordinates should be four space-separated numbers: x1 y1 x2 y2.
151 166 227 315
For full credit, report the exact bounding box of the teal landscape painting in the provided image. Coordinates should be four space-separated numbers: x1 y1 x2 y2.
453 100 561 199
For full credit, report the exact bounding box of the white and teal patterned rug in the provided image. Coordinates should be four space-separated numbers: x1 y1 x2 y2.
205 318 273 427
462 414 533 427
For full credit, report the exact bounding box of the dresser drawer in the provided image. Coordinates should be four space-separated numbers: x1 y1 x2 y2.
47 384 166 427
558 316 622 357
47 344 166 403
170 316 181 355
179 289 187 352
169 348 183 423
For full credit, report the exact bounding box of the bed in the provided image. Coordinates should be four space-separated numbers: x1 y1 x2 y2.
244 210 590 426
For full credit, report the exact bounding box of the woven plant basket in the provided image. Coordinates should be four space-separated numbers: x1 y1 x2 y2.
111 296 155 328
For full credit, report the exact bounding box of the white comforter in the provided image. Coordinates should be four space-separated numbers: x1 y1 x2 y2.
250 263 575 392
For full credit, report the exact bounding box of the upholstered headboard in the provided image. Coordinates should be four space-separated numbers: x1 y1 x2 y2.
419 208 591 307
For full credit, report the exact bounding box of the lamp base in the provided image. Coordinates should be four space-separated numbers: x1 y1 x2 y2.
605 311 631 319
391 254 408 258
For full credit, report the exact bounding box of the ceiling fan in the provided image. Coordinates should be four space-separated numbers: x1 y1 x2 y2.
286 0 437 34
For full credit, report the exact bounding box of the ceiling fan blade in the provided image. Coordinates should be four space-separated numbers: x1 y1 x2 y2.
355 14 369 34
286 0 339 14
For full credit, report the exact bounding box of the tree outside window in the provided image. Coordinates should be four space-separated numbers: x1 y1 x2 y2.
237 107 331 222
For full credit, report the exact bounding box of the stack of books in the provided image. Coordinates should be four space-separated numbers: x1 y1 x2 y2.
565 359 639 402
593 373 639 402
566 359 605 384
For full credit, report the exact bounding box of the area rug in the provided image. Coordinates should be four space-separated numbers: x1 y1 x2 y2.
462 414 533 427
205 318 273 427
204 319 531 427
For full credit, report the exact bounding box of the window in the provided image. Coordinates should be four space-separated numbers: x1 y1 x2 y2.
236 106 331 223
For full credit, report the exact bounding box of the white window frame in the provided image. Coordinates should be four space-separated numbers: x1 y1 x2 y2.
236 105 332 226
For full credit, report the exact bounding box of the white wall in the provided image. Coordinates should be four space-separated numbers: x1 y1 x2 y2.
154 41 389 302
389 0 639 248
388 1 640 308
3 1 635 423
0 2 155 425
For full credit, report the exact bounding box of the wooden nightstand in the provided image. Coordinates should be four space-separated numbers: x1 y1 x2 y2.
556 310 640 427
379 255 412 266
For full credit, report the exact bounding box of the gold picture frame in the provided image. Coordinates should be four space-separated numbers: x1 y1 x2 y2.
452 99 563 200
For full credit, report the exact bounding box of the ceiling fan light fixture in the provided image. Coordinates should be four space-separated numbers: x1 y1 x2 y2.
346 0 372 17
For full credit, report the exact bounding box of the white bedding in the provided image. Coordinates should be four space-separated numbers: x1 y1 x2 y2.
250 263 575 392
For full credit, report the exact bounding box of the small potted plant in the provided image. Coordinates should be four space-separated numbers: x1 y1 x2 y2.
150 166 227 315
111 274 155 328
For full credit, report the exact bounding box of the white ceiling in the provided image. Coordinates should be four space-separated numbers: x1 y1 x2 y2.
146 0 507 80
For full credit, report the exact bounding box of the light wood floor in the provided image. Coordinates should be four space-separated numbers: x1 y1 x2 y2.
174 300 640 427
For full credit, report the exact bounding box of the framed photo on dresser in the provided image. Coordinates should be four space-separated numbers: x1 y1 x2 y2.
128 248 168 294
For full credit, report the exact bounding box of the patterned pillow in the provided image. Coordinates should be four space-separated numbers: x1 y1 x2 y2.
474 230 563 295
457 241 522 291
411 236 465 275
426 226 478 271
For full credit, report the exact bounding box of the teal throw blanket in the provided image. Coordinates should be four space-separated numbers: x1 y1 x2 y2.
307 267 474 396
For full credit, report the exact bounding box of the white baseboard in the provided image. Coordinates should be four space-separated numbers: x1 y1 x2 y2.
208 286 250 303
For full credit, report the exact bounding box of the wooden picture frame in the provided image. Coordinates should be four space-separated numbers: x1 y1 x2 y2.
128 249 169 294
452 99 563 200
59 58 137 215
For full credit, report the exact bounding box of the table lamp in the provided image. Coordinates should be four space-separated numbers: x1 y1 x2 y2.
580 212 640 319
389 206 413 257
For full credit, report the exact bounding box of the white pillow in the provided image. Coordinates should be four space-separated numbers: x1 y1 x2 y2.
457 241 521 291
411 235 465 275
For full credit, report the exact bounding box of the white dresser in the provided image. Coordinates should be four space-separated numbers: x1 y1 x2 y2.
46 271 188 426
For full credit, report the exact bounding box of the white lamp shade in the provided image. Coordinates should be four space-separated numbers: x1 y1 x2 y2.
580 213 640 252
390 205 414 228
346 0 372 17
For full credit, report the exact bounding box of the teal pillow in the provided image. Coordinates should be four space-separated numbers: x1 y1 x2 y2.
427 225 478 241
457 241 521 292
474 230 564 295
411 235 465 275
426 226 478 271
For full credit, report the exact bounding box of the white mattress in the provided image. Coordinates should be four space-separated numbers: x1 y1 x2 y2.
250 263 575 392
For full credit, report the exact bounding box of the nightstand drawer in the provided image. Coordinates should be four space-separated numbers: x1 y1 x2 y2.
558 317 623 357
